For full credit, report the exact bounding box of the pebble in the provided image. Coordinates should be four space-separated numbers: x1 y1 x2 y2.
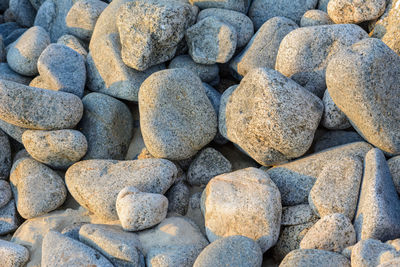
0 129 11 180
0 63 31 85
4 28 27 46
9 0 35 27
351 239 398 267
280 249 351 267
281 204 318 226
0 199 19 235
165 181 190 215
57 34 88 58
189 0 250 13
0 239 29 267
327 0 386 24
321 90 351 130
0 180 12 209
30 0 46 10
185 192 205 234
388 156 400 195
312 130 364 152
300 9 334 26
218 85 237 139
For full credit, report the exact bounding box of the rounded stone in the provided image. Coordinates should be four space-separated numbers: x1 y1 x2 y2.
327 0 386 24
57 34 88 58
169 55 219 84
0 180 11 209
189 0 250 13
312 130 364 152
0 129 11 180
300 9 334 27
0 63 31 85
388 156 400 195
165 181 190 215
322 90 351 130
281 204 318 226
280 249 351 267
0 239 29 267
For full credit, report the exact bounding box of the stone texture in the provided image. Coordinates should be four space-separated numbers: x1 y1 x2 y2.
218 85 237 140
0 180 11 209
327 0 386 24
0 120 27 144
351 239 398 267
326 38 400 155
280 249 351 267
185 192 205 235
281 204 318 226
0 129 11 180
65 158 177 220
321 90 351 130
300 9 334 27
9 0 36 27
169 55 219 84
189 0 250 13
312 130 364 152
225 68 323 166
388 156 400 195
57 34 87 57
0 239 29 267
276 24 368 97
0 199 19 235
165 181 190 215
139 69 217 160
0 63 31 85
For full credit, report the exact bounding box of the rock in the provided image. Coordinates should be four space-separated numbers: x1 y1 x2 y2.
189 0 250 13
230 16 298 79
186 16 237 64
139 69 217 160
117 0 195 71
169 55 219 84
308 156 363 219
0 22 20 39
0 240 29 267
300 213 356 252
116 186 168 231
0 119 28 143
146 245 204 267
354 148 400 241
218 85 237 139
41 230 113 266
280 249 351 267
7 26 50 76
193 235 263 267
197 8 254 48
351 239 398 267
61 222 86 240
22 129 88 169
0 63 31 85
225 68 323 166
276 24 368 98
0 199 19 235
326 38 400 155
57 34 87 57
327 0 386 24
66 0 107 41
300 9 334 26
79 224 145 267
281 204 318 226
185 192 205 234
202 167 281 252
65 158 177 220
78 92 133 160
165 182 190 215
318 0 330 11
313 130 364 152
0 80 83 130
388 156 400 195
29 0 46 9
266 142 372 206
249 0 318 29
0 180 11 209
0 130 11 180
9 0 36 27
321 90 351 130
187 148 232 186
10 158 67 219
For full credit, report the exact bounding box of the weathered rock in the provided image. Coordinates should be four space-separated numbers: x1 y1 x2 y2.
280 249 351 267
169 55 219 84
0 63 31 85
0 180 11 209
313 130 364 152
0 239 29 267
57 34 87 57
388 156 400 195
0 130 11 180
165 181 190 215
300 9 334 27
9 0 36 27
189 0 250 13
351 239 398 267
0 199 19 235
281 204 318 226
321 90 351 130
327 0 386 24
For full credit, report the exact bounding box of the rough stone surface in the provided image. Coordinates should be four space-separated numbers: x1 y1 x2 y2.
313 130 364 152
388 156 400 195
322 90 351 130
300 9 334 27
351 239 398 267
0 199 19 235
169 55 219 84
0 239 29 267
218 85 237 140
327 0 386 24
189 0 250 13
0 180 11 209
9 0 36 27
57 34 87 57
0 63 31 85
165 181 190 215
280 249 351 267
281 204 318 226
0 120 27 144
0 129 11 180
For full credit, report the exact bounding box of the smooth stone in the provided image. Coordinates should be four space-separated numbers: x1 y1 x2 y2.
0 129 11 180
0 63 31 85
351 239 398 267
0 199 19 235
189 0 250 13
146 245 204 267
313 130 364 152
326 38 400 155
9 0 36 27
321 90 351 130
388 156 400 195
280 249 351 267
0 80 83 130
10 158 67 219
354 148 400 241
57 34 87 57
276 24 368 97
169 55 219 84
0 180 12 209
139 69 217 160
327 0 386 24
225 68 323 166
218 85 237 139
202 167 281 252
281 204 318 226
300 9 334 26
0 239 29 267
165 181 190 215
22 129 88 169
65 158 177 221
0 119 28 143
4 28 28 46
78 92 133 160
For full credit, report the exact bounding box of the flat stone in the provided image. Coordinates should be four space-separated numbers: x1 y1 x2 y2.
280 249 351 267
9 0 36 27
0 129 11 180
0 199 19 235
169 55 219 84
327 0 386 24
189 0 250 13
0 180 11 209
165 181 190 215
313 130 364 152
65 158 177 221
322 89 351 130
0 63 31 85
351 239 398 267
57 34 87 58
388 156 400 195
281 204 318 226
300 9 334 26
0 239 29 267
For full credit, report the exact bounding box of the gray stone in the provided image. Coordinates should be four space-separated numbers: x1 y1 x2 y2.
7 26 50 76
4 28 28 46
146 245 204 267
225 68 323 166
0 199 19 235
300 9 334 27
321 90 351 130
230 16 298 79
326 38 400 155
0 180 11 209
61 222 86 240
10 158 67 219
202 167 281 252
388 156 400 195
186 16 237 64
281 204 318 226
187 147 232 186
169 55 219 84
79 224 145 267
313 130 364 152
41 230 113 267
57 34 87 57
318 0 330 11
189 0 250 13
117 0 195 71
0 129 11 180
276 24 368 98
218 85 237 140
185 192 205 235
139 69 217 160
351 239 398 267
116 186 168 231
354 148 400 241
0 239 29 267
193 235 263 267
65 158 177 220
249 0 318 29
0 36 4 62
0 63 31 85
78 92 133 160
166 181 190 215
0 119 27 143
327 0 386 24
9 0 36 27
0 80 83 130
280 249 351 267
22 129 88 169
203 84 226 144
0 22 20 39
29 0 46 9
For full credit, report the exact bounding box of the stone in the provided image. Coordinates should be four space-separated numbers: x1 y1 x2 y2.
327 0 386 24
65 158 177 220
79 224 145 267
139 69 217 160
281 204 318 226
351 239 398 267
193 235 263 267
116 186 168 231
146 245 204 267
0 180 11 209
202 167 281 252
165 181 190 215
66 0 107 41
197 8 254 48
326 38 400 155
300 213 356 252
29 0 46 9
313 130 364 152
203 84 226 144
10 158 67 219
230 16 298 80
321 90 351 130
7 26 50 76
309 156 363 220
9 0 36 27
354 148 400 241
0 199 19 235
0 22 20 39
57 34 87 57
189 0 250 13
169 55 219 84
41 230 113 266
185 192 205 235
187 148 232 186
0 63 31 85
266 142 372 206
225 68 323 166
61 222 86 240
218 85 237 139
117 0 195 71
300 9 334 27
4 28 27 46
0 240 29 267
0 80 83 130
0 129 11 180
186 16 237 64
280 249 351 267
249 0 318 29
0 120 27 144
388 156 400 195
318 0 330 11
22 129 88 169
276 24 368 97
78 92 133 160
